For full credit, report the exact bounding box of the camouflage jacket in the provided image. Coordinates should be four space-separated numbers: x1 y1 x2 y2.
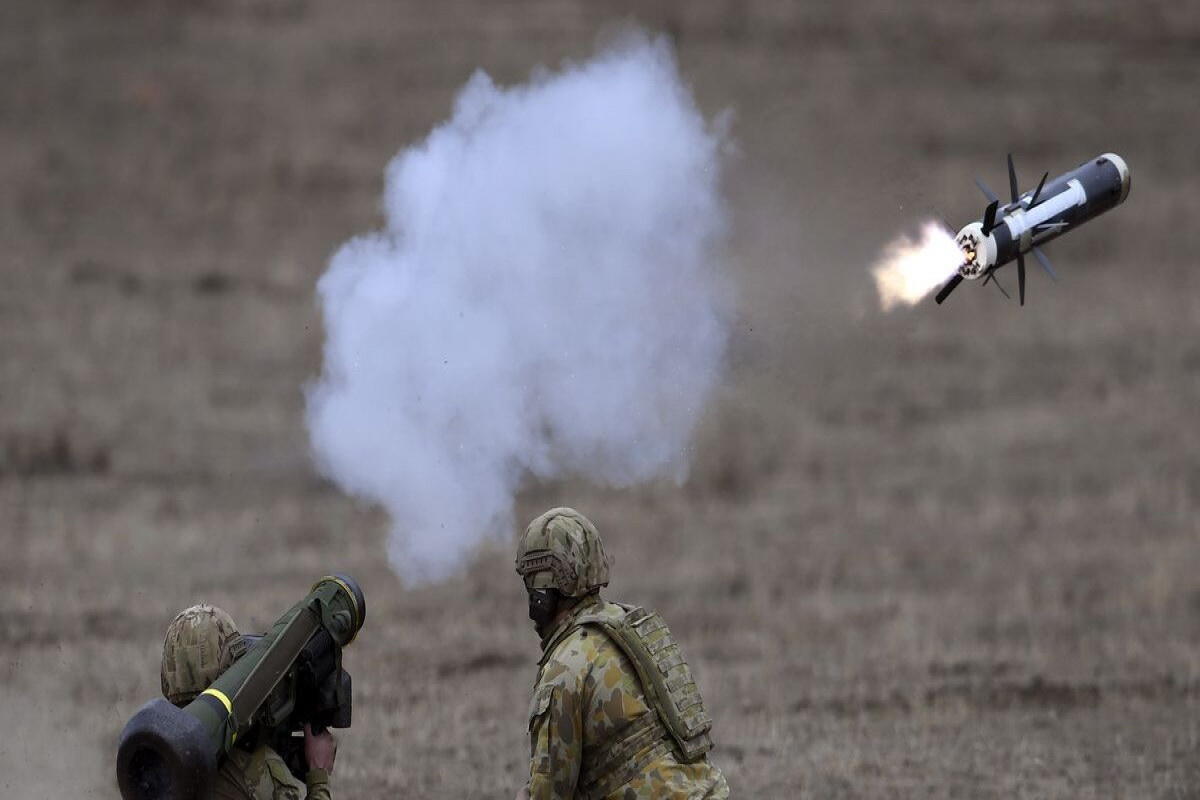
527 596 729 800
203 745 331 800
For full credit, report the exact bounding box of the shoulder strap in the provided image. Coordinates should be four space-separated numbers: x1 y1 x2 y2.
578 606 714 762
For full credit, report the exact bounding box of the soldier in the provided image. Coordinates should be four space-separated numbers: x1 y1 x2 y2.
514 507 730 800
160 604 338 800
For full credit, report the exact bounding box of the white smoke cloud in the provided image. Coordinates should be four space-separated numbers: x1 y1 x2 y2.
306 35 731 581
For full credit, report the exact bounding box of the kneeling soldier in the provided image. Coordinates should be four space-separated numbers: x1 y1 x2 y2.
160 604 337 800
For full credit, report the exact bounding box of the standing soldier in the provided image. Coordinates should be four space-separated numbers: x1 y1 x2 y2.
514 507 730 800
160 604 338 800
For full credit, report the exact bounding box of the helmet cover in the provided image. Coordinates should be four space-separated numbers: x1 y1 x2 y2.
160 604 244 706
515 507 610 597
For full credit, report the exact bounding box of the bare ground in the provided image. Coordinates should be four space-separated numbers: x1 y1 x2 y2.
2 1 1200 797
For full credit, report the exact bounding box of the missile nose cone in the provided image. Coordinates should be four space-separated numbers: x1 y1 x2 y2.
1100 153 1131 203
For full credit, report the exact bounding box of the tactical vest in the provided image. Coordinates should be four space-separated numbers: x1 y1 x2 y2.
573 604 714 768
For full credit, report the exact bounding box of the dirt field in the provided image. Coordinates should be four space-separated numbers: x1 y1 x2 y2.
3 1 1200 797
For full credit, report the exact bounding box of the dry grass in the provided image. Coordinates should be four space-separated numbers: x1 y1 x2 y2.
2 1 1199 797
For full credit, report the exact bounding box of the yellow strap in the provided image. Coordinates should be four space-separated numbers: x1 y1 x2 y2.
201 687 232 714
201 688 239 744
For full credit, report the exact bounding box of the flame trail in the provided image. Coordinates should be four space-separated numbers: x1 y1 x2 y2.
871 222 963 310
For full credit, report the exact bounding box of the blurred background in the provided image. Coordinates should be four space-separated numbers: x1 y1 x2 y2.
3 1 1199 796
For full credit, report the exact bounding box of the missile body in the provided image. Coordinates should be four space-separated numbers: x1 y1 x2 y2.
936 152 1130 304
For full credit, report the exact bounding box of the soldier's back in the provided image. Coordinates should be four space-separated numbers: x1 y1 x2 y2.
536 601 729 799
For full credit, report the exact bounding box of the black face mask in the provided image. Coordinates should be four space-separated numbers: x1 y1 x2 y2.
527 588 560 635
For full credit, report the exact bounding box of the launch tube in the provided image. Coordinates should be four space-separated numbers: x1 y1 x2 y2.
116 574 366 800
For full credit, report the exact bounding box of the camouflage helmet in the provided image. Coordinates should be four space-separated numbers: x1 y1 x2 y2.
516 507 610 598
160 604 245 706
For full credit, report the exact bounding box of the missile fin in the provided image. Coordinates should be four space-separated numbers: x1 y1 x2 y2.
1032 246 1058 281
989 271 1011 299
1017 253 1026 306
974 177 1000 204
981 200 1000 235
1029 171 1049 206
935 274 964 305
1007 153 1019 204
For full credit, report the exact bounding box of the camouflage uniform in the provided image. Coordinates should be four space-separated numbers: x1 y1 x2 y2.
161 605 333 800
205 746 330 800
518 509 730 800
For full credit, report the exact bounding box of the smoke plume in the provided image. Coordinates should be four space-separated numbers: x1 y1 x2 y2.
306 36 730 580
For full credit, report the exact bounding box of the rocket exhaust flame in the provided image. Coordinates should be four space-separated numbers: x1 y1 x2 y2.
870 222 964 310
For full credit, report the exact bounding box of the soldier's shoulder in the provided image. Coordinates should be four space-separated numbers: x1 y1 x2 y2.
541 603 633 683
540 625 592 687
584 600 632 622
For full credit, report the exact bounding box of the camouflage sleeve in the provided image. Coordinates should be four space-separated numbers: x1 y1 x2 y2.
528 682 584 800
303 768 331 800
258 747 307 800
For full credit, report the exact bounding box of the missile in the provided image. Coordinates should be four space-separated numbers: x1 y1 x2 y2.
935 152 1131 305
